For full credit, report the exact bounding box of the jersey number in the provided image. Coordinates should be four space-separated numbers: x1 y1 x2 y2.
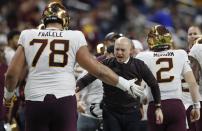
30 39 69 67
156 58 174 83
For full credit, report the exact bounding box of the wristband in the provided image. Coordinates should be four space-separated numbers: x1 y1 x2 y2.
193 102 201 109
4 87 15 100
155 103 162 109
116 77 129 91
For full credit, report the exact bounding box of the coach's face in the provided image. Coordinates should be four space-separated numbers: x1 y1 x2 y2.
187 26 201 48
114 37 131 63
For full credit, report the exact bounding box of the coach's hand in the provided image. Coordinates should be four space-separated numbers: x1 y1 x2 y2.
77 101 86 113
155 108 163 124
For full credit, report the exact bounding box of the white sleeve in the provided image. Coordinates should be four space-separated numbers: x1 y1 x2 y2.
189 44 198 58
77 31 87 48
17 30 26 47
135 52 145 61
182 51 192 75
5 50 15 65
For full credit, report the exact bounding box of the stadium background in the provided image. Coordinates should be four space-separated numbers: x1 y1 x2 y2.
0 0 202 130
0 0 202 53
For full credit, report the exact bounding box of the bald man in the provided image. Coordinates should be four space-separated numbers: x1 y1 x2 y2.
76 37 162 131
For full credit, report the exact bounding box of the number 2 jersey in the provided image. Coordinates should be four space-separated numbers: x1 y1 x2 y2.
136 49 192 101
18 28 87 101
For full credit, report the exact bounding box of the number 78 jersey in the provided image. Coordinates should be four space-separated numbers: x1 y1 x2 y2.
18 29 87 101
136 49 192 100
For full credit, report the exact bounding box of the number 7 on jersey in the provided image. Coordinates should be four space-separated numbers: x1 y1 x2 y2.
30 39 69 67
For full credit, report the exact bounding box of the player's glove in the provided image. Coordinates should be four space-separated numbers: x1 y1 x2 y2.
127 79 145 98
4 87 16 108
3 95 17 108
116 77 144 98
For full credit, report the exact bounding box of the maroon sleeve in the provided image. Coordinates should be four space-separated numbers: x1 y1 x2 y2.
0 64 8 120
138 60 161 104
76 73 97 92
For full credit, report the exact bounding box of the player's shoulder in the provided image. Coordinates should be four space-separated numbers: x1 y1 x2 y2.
191 43 202 51
131 57 147 67
174 49 187 53
173 49 187 56
136 50 152 60
20 29 32 35
65 29 84 35
20 29 39 36
136 50 151 56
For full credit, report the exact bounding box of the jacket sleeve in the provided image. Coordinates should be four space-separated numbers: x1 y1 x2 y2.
76 73 97 92
139 61 161 104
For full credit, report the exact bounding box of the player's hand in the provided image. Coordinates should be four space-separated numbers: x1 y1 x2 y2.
190 108 200 122
142 96 148 105
3 95 17 108
155 108 163 124
77 101 86 113
75 86 80 93
127 79 144 98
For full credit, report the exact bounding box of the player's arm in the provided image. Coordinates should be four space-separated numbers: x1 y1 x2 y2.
184 70 201 104
76 46 140 95
76 73 97 92
4 46 26 100
139 60 163 124
76 46 119 86
188 56 201 84
184 70 201 122
139 61 161 105
183 53 201 105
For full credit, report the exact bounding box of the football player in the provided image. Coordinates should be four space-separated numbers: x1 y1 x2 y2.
188 37 202 131
136 25 201 131
182 25 202 131
4 2 143 131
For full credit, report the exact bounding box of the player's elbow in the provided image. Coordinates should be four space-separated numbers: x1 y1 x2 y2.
92 65 109 79
187 82 200 94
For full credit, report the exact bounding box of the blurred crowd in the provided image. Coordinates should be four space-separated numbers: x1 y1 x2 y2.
1 0 202 131
0 0 202 52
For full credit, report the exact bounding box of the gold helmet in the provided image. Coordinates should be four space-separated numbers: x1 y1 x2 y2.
42 2 70 29
147 25 173 51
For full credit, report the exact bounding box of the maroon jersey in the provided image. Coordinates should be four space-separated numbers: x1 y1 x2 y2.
0 63 8 120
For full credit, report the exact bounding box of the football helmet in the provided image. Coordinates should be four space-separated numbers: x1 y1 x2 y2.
104 32 123 41
42 2 70 29
147 25 173 51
